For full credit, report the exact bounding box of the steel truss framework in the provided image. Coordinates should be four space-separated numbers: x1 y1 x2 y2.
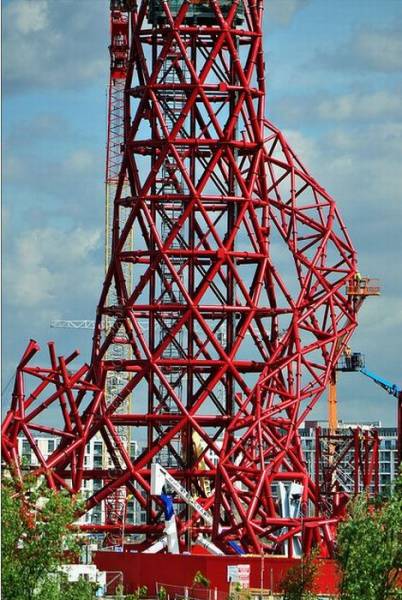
314 427 379 519
3 0 363 556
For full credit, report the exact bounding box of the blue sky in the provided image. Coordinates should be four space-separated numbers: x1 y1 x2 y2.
2 0 402 425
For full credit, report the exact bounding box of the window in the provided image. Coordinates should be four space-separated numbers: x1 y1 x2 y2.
130 443 138 460
22 440 31 464
48 439 55 453
94 442 103 455
94 456 103 468
92 511 102 525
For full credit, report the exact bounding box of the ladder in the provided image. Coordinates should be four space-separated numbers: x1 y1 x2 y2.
157 42 187 467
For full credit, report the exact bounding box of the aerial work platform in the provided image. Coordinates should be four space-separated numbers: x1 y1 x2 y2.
346 276 380 297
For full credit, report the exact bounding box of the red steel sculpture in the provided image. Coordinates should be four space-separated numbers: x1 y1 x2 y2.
2 0 360 556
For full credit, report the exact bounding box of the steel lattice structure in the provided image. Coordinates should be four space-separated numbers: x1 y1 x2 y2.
3 0 361 557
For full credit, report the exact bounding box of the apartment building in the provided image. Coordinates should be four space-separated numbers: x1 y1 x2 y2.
300 420 398 494
17 433 144 528
17 422 398 528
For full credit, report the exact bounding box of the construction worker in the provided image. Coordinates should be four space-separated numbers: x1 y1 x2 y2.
352 271 362 294
344 345 352 370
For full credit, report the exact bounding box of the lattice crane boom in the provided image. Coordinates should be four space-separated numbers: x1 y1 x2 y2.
50 320 96 329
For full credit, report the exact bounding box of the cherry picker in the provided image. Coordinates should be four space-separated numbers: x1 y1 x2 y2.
337 351 401 465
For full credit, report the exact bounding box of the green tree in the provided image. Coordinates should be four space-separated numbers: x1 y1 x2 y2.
280 551 318 600
127 585 149 600
193 570 210 588
1 473 97 600
157 585 167 600
336 475 402 600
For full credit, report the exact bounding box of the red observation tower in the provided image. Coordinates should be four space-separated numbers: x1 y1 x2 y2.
3 0 361 562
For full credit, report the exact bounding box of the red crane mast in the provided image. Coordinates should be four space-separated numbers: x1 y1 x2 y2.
103 0 132 544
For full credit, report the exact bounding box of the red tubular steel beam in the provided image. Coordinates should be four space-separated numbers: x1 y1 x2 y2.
2 0 367 557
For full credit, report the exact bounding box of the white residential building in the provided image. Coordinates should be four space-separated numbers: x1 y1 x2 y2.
16 421 398 529
17 433 144 529
300 420 398 495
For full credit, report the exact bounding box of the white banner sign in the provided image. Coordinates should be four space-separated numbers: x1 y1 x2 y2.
227 564 250 588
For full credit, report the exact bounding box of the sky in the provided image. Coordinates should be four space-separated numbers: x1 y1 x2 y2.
2 0 402 426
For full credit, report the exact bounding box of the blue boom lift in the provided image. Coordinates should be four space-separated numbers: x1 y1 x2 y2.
337 351 402 465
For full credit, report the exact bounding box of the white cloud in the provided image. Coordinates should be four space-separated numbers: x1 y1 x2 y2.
4 145 102 207
318 24 402 73
317 90 402 121
65 149 97 173
329 121 402 155
3 113 101 229
265 0 309 26
6 227 102 309
271 88 402 126
358 295 402 340
3 0 108 93
280 123 402 217
9 0 49 34
356 27 402 72
281 128 318 172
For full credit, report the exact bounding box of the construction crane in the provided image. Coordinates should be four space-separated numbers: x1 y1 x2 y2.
328 276 380 433
53 1 133 544
50 320 96 329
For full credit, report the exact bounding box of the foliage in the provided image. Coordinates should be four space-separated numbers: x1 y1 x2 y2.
115 583 125 597
230 583 251 600
1 472 97 600
193 570 210 588
157 585 167 600
280 551 318 600
127 585 149 600
60 575 99 600
336 474 402 600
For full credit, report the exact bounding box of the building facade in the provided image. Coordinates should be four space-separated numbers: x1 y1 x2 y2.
300 420 398 495
18 433 145 533
17 422 398 530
